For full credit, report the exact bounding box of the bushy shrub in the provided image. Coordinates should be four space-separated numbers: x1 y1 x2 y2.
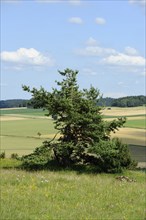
87 138 137 173
11 153 19 160
21 143 53 170
0 152 5 159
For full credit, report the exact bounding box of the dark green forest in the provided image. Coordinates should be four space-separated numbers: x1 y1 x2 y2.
0 95 146 108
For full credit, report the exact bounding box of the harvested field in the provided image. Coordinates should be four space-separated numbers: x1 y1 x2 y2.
105 116 145 121
0 116 27 121
102 106 145 116
111 128 146 146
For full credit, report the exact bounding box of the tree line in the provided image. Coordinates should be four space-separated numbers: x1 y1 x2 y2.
1 96 145 108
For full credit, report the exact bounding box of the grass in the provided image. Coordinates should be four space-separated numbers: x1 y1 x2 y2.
0 118 56 156
0 108 48 116
0 159 145 220
0 107 145 219
125 119 146 129
0 107 145 158
1 118 55 137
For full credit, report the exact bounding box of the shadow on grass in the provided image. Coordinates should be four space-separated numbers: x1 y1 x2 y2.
12 159 139 175
128 144 146 163
1 143 146 175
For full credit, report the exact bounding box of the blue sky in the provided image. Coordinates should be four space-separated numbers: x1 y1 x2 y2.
1 0 145 100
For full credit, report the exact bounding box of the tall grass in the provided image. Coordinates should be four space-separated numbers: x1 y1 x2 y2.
0 160 145 220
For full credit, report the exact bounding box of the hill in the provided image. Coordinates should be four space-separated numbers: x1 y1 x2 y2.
0 96 146 108
0 99 28 108
99 95 146 107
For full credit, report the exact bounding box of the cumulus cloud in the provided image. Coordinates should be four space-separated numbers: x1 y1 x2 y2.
101 53 146 66
82 68 97 76
103 92 127 98
86 37 98 46
0 48 55 68
95 17 106 25
129 0 146 7
77 46 117 57
69 0 81 5
2 0 21 3
68 17 83 24
36 0 62 3
37 0 81 4
77 38 146 69
124 46 139 56
141 69 146 76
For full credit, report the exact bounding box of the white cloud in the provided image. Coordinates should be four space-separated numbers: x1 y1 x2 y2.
86 37 98 46
1 48 55 68
37 0 81 5
69 0 81 5
103 92 127 98
2 0 21 3
124 46 139 56
118 82 124 85
77 46 117 57
141 70 146 76
82 68 97 76
0 83 8 87
129 0 146 7
36 0 62 3
68 17 83 24
101 53 146 66
95 17 106 25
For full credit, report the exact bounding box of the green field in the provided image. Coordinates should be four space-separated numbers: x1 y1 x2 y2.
0 107 146 220
125 119 145 129
0 160 145 220
0 107 145 161
1 118 56 156
0 108 48 116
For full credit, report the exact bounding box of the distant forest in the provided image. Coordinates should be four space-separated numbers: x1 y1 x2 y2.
0 96 146 108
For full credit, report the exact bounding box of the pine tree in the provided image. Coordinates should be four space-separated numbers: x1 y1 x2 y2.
22 69 136 171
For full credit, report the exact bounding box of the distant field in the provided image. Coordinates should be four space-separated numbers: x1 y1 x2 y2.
0 108 48 116
125 119 145 129
102 106 146 117
0 117 56 156
0 107 145 163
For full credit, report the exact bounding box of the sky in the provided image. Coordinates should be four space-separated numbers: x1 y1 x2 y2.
1 0 146 100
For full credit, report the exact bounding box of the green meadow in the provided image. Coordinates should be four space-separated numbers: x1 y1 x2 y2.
0 160 145 220
0 107 145 160
0 107 146 220
125 119 145 129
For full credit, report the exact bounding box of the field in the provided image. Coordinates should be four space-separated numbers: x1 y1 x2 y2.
0 107 146 220
0 107 145 163
0 159 146 220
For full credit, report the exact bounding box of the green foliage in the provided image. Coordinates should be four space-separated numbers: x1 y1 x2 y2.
21 143 53 169
0 152 5 159
87 138 137 173
22 69 136 172
0 99 28 108
11 153 19 160
112 95 146 107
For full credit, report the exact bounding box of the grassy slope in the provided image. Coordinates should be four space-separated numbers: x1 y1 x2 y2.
125 119 145 129
0 107 145 158
0 108 48 116
1 118 56 156
0 163 145 220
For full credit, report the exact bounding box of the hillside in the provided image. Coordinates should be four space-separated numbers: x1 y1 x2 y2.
0 99 29 108
99 95 146 107
0 95 146 108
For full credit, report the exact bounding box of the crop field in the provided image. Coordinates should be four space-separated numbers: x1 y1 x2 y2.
0 107 146 220
0 107 145 164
